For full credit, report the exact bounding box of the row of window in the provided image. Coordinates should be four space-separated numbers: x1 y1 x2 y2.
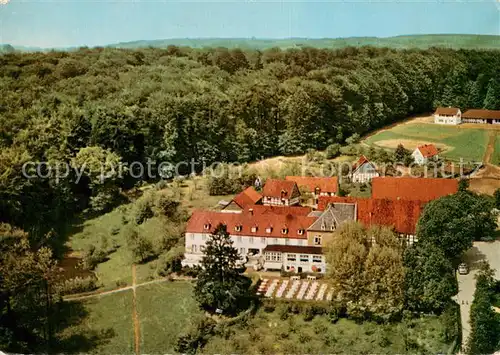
189 233 306 246
265 252 323 263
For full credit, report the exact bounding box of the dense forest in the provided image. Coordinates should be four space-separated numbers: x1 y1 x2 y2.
1 45 500 243
1 44 500 352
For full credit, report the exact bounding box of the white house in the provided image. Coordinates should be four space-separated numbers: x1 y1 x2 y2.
350 155 379 183
434 107 461 125
412 144 439 165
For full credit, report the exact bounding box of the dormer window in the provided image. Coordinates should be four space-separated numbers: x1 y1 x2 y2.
266 227 272 233
281 228 288 235
321 223 326 231
203 223 211 230
298 229 304 235
235 225 242 232
251 226 258 233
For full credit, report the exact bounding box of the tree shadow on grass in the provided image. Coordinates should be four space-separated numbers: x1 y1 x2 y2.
51 300 116 354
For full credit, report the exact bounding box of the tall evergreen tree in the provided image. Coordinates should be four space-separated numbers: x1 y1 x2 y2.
194 224 251 315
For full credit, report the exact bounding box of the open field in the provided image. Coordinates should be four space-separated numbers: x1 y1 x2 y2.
493 135 500 166
56 280 455 354
55 290 135 354
203 305 455 354
137 282 202 353
363 121 490 162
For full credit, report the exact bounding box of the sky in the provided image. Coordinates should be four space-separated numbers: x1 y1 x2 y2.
0 0 499 48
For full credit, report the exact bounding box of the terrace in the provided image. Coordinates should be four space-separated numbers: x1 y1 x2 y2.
256 277 334 301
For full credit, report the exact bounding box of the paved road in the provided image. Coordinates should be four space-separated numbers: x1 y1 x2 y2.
457 241 500 351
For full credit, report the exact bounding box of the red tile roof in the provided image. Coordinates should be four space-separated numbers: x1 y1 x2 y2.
186 209 316 239
262 179 298 198
416 144 438 158
243 205 312 216
318 196 425 235
352 155 369 170
371 177 458 202
285 176 338 194
435 107 460 116
462 109 500 120
232 187 262 208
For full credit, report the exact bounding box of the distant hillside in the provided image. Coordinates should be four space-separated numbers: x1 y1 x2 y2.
2 34 500 53
108 34 500 50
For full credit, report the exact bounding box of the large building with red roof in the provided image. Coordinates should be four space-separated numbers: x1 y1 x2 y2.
285 176 338 206
262 179 301 206
371 177 458 202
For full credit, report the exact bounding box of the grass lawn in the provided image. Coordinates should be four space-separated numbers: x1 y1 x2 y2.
203 307 454 354
136 281 202 354
54 291 135 354
363 123 489 162
493 135 500 166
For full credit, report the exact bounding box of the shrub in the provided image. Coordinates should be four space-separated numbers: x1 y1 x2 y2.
303 305 315 321
80 244 108 270
157 246 184 276
133 193 155 224
55 276 98 295
125 227 156 264
175 316 216 354
154 194 180 218
325 143 341 159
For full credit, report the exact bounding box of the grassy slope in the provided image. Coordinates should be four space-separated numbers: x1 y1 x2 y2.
55 291 135 354
493 134 500 166
137 282 202 353
364 123 490 162
203 307 452 354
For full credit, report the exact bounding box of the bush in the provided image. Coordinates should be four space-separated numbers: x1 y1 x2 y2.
133 193 155 225
181 265 201 277
125 227 156 263
80 244 108 270
325 143 341 159
157 246 184 276
175 316 216 354
154 194 180 218
340 144 358 156
55 276 98 295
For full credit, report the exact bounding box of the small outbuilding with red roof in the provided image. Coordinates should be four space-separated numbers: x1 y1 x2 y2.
412 144 439 165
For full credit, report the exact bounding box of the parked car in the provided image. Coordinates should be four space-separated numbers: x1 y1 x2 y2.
458 263 469 275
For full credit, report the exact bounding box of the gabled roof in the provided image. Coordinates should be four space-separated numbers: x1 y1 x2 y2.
262 179 299 198
307 203 356 231
416 144 438 158
371 177 458 202
285 176 338 194
243 205 312 216
186 209 316 239
352 155 378 173
462 109 500 120
318 196 425 235
232 186 262 208
435 107 460 116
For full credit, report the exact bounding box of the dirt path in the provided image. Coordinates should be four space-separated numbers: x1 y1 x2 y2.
483 130 496 164
132 265 140 355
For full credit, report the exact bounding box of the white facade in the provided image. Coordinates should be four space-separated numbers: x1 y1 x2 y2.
262 196 300 206
182 231 307 267
434 110 461 125
350 162 379 183
263 251 326 273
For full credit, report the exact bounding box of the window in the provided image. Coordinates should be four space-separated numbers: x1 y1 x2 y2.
298 229 304 235
237 236 243 243
298 239 304 246
312 255 322 263
274 238 278 244
203 223 210 230
235 225 242 232
266 227 272 233
265 252 282 262
281 228 288 235
285 238 290 245
249 237 254 244
300 254 309 263
314 235 322 246
192 245 197 253
261 237 266 244
190 234 195 240
240 248 246 255
202 234 206 241
287 254 296 262
251 226 258 233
